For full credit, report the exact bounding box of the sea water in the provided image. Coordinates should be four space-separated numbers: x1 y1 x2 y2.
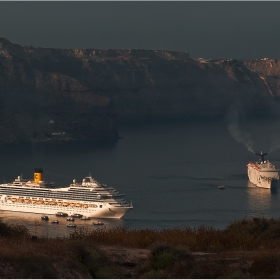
0 118 280 237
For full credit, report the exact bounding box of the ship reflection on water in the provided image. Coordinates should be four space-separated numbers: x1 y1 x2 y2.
247 180 278 218
0 211 125 238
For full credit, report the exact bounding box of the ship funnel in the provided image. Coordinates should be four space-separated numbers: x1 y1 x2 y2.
34 168 43 183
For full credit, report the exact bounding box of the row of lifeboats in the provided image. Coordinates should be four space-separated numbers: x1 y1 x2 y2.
7 197 98 208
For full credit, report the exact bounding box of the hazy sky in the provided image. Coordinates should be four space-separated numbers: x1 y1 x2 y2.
1 1 280 59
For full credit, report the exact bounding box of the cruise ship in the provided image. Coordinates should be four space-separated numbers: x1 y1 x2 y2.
247 151 279 188
0 168 133 218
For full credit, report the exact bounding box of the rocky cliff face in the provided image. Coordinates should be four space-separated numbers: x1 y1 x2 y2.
0 38 279 143
243 59 280 98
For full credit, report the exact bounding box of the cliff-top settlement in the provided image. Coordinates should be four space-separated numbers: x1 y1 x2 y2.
0 38 279 143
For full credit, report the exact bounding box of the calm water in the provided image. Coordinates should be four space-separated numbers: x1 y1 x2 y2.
1 118 280 237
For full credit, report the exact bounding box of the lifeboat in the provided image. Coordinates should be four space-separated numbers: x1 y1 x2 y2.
24 199 31 203
43 201 49 205
83 204 88 208
11 198 17 202
49 201 56 205
32 200 37 204
18 199 24 203
92 204 97 208
81 216 90 220
37 200 43 204
75 203 81 207
70 203 75 207
71 213 83 218
56 212 68 217
62 202 68 206
57 202 62 206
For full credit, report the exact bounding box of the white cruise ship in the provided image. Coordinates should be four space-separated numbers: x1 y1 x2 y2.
0 168 133 218
247 151 279 189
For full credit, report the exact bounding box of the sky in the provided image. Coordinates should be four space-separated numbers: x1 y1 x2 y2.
0 1 280 60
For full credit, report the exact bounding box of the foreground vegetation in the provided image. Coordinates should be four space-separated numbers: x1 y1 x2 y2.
1 217 280 278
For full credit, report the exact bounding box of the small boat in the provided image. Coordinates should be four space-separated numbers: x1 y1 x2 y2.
93 221 104 226
67 217 75 221
51 220 59 224
81 216 90 220
71 213 83 218
218 185 225 189
41 215 49 220
67 224 76 228
56 212 68 217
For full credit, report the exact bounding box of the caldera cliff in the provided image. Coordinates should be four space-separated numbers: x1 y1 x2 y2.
0 38 279 143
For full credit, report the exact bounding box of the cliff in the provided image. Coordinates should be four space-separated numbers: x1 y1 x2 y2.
0 38 279 143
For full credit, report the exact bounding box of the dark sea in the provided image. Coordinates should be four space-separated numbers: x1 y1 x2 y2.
1 118 280 237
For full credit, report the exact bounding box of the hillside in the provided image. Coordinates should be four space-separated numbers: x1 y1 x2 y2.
1 217 280 278
0 38 279 143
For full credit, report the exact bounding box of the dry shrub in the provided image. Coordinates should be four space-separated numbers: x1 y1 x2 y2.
3 218 280 278
147 243 195 278
249 254 278 278
73 240 123 278
67 218 280 252
226 217 280 239
70 226 215 249
0 219 30 238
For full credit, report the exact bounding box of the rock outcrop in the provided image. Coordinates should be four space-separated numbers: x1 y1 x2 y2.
0 38 279 143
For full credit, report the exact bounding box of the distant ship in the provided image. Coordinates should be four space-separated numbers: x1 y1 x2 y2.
247 151 279 188
0 168 133 218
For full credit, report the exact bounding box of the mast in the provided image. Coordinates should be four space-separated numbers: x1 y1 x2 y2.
255 151 267 162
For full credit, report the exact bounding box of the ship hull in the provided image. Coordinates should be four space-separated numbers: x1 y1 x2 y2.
0 199 132 219
247 165 278 189
0 171 133 219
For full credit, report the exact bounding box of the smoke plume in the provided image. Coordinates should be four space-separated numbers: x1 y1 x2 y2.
269 137 280 153
226 105 255 154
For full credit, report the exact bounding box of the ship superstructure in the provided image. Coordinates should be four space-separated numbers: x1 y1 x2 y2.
0 168 133 218
247 151 279 189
